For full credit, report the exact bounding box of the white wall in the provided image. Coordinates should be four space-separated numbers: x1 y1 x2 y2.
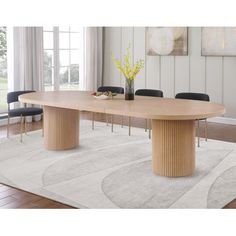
103 27 236 119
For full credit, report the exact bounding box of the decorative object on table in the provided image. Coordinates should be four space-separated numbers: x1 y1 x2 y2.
124 78 135 100
97 86 124 132
201 27 236 56
112 46 144 100
146 27 188 56
91 91 117 100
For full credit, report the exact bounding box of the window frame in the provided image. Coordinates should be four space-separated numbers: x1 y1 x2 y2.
43 27 83 91
0 26 8 114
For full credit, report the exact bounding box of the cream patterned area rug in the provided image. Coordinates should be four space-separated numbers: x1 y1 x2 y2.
1 120 236 209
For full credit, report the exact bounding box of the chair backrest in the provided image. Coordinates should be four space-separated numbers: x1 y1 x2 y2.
175 92 210 101
7 90 36 104
97 86 124 94
135 89 164 97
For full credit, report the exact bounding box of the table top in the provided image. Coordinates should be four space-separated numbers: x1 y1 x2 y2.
19 91 225 120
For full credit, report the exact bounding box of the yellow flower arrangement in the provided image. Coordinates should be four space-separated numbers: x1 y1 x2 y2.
112 46 145 81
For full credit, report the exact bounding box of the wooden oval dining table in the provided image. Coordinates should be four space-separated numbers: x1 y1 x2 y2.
19 91 225 177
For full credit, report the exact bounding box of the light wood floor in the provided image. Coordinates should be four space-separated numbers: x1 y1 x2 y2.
0 112 236 209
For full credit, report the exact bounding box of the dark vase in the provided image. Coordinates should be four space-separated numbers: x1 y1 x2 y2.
125 78 134 100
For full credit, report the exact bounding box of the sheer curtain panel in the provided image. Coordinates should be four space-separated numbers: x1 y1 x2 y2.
84 27 103 91
13 27 44 91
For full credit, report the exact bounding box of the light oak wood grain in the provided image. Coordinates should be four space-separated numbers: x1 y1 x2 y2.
152 120 195 177
19 91 225 176
19 91 225 120
43 106 79 150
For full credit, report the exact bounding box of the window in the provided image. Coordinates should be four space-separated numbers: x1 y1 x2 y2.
0 27 7 112
43 27 83 91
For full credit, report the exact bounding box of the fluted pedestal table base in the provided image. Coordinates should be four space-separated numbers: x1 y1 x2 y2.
43 106 79 150
152 120 195 177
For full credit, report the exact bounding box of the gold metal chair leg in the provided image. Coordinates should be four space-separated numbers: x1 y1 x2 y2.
92 112 94 130
148 119 151 139
24 103 27 136
106 114 108 126
24 117 27 135
42 114 44 137
111 115 114 132
128 117 131 136
205 119 208 141
7 115 10 138
121 116 123 128
20 115 23 142
145 119 147 132
197 119 200 147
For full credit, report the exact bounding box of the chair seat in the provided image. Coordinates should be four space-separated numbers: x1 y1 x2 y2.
9 107 43 117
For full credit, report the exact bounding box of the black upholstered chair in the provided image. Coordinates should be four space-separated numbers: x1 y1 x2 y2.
175 92 210 102
175 92 210 147
135 89 163 98
7 90 43 142
133 89 164 138
97 86 124 94
92 86 124 132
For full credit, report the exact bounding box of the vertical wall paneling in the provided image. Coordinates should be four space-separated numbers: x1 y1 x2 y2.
160 56 175 98
103 26 236 118
146 56 160 89
109 27 122 86
159 57 162 89
223 57 236 117
222 57 224 105
175 56 190 94
146 23 160 90
206 57 223 103
121 27 134 88
189 27 206 93
103 28 111 86
133 27 146 90
119 29 122 86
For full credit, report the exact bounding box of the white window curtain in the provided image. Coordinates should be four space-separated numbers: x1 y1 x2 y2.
83 27 103 91
13 27 44 91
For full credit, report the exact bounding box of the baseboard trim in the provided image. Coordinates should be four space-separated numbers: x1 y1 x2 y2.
0 115 42 127
207 117 236 125
0 117 20 126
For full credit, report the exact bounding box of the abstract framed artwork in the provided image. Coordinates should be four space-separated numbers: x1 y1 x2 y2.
202 27 236 56
146 27 188 56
